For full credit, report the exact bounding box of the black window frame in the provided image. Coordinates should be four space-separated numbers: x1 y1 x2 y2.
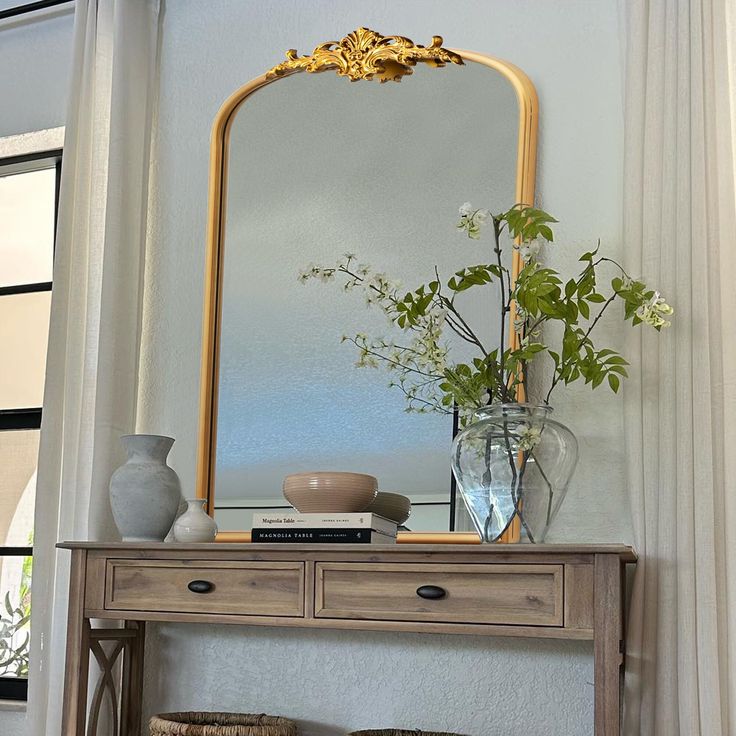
0 147 62 701
0 1 73 22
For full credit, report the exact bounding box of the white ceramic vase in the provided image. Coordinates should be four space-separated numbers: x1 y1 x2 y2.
173 499 218 542
109 434 182 542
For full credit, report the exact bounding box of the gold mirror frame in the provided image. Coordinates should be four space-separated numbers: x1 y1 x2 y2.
195 29 539 543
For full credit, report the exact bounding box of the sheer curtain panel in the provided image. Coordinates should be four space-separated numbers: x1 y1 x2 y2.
26 1 161 734
622 0 736 734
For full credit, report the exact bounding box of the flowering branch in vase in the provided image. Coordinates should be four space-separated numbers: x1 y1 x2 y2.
299 204 674 542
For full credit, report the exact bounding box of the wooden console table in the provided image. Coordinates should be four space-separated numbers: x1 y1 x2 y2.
58 542 636 735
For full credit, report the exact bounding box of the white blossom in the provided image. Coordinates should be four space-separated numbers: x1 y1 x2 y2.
433 307 448 327
516 238 542 262
518 425 543 451
636 291 673 328
297 264 316 282
356 352 379 368
456 203 490 239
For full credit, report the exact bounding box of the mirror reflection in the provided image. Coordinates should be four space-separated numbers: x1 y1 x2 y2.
213 60 520 532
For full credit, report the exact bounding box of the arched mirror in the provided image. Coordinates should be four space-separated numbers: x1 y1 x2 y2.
196 29 538 539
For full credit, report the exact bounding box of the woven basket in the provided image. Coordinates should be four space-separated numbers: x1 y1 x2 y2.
149 712 298 736
348 731 465 736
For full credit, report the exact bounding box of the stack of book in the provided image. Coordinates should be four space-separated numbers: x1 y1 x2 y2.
251 512 397 544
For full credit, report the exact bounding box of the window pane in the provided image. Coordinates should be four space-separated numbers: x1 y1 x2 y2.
0 430 38 547
0 167 55 288
0 291 51 409
0 553 31 681
0 429 40 678
0 428 35 681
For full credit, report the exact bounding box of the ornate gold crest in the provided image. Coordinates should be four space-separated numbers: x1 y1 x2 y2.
266 27 464 83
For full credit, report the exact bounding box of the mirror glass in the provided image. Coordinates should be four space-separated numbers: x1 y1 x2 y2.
213 60 520 532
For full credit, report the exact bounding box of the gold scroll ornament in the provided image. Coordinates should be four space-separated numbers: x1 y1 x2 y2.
266 27 464 83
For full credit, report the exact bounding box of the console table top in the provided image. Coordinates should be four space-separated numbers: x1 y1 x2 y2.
58 541 637 561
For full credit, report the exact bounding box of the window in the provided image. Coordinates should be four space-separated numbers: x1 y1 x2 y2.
0 146 61 701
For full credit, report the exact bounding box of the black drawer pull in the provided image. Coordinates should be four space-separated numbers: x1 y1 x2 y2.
187 580 214 594
416 584 446 600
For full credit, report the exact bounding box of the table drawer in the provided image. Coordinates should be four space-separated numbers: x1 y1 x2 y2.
105 559 305 617
315 562 563 626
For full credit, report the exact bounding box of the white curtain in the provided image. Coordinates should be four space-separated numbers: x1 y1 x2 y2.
27 1 161 734
623 0 736 734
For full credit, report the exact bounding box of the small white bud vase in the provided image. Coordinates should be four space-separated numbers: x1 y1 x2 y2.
173 499 218 542
109 435 182 542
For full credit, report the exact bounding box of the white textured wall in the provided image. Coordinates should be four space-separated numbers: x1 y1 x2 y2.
138 1 629 735
144 624 594 735
0 7 74 735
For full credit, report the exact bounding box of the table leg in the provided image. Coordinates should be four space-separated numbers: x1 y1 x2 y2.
61 549 91 736
60 548 147 736
120 621 146 736
594 553 624 735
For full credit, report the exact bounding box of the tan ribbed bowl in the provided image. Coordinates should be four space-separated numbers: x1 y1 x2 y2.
364 492 412 525
282 471 377 513
149 712 297 736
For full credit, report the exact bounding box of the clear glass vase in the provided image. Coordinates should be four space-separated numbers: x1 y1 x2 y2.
451 403 578 543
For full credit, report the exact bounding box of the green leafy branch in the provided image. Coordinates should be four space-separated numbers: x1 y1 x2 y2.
299 203 673 416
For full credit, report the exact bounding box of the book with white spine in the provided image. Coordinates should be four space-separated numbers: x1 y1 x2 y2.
251 512 397 536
